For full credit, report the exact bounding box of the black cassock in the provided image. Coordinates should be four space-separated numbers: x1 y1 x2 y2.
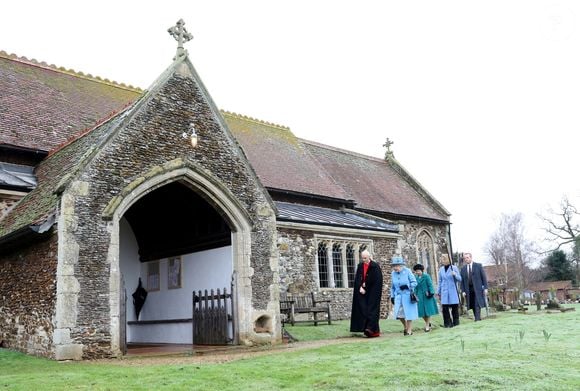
350 260 383 333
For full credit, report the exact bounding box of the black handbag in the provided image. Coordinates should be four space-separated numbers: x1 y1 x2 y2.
410 292 418 303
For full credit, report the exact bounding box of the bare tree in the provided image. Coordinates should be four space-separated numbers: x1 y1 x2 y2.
486 212 537 291
538 196 580 284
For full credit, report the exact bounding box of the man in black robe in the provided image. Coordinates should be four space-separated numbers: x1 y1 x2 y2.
350 250 383 337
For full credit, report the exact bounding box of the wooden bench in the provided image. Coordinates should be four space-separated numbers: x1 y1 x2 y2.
280 291 332 326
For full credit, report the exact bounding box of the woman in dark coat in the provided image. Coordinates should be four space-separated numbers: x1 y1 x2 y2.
413 264 438 332
350 250 383 337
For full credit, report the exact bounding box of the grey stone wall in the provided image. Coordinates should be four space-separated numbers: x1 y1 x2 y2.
0 233 58 358
398 220 450 281
59 63 277 358
277 227 398 321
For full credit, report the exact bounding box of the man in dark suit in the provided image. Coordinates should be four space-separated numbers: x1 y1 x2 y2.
460 252 488 321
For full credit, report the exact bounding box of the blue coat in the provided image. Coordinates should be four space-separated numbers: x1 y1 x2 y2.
391 267 418 320
437 265 462 305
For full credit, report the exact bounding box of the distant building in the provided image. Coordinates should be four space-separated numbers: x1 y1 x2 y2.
527 280 574 302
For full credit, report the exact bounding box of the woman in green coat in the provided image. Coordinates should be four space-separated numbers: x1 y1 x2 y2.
413 264 438 332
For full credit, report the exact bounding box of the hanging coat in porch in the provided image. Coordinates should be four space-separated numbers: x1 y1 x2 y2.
132 278 148 320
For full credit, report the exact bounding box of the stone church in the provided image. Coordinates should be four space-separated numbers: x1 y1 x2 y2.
0 22 451 360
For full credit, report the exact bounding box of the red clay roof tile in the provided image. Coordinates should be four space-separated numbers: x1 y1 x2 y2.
0 53 450 226
0 51 141 151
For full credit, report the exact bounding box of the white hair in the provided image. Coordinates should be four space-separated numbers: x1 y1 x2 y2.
361 250 372 259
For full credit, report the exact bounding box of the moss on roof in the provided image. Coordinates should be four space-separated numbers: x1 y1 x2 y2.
0 115 124 237
0 52 142 151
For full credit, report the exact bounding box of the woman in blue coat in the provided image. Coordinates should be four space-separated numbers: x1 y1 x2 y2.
437 254 462 328
390 256 418 335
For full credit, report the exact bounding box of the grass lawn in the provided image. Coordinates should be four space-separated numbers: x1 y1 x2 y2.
1 304 579 390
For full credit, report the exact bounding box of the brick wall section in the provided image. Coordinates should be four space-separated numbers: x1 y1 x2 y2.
277 227 397 320
0 233 58 358
64 67 276 358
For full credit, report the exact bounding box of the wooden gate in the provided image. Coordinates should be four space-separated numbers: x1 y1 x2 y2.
192 279 235 345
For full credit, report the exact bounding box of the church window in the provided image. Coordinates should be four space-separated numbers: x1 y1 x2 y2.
316 236 372 289
317 242 329 288
417 230 435 276
332 243 344 288
147 261 160 291
346 244 356 288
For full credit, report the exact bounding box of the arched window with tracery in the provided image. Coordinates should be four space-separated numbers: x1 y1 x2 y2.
346 244 356 287
315 236 372 289
318 241 329 288
332 243 344 288
417 230 435 277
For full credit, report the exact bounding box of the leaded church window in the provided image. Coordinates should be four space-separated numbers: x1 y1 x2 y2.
318 242 329 288
346 244 356 287
316 237 372 289
332 243 344 288
417 230 435 276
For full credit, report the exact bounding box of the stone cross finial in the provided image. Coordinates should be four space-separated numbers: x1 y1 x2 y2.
168 19 193 58
383 138 394 159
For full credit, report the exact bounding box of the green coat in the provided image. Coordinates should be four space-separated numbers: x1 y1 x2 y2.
414 273 439 317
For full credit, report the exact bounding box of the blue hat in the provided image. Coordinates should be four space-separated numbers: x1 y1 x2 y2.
391 256 405 265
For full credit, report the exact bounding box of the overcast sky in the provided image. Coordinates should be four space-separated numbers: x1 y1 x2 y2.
2 1 579 264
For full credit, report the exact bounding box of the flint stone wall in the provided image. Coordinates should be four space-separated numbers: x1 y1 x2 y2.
277 227 398 320
397 220 450 281
0 233 58 358
58 66 277 359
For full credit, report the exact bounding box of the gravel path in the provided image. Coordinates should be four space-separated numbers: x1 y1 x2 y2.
93 335 393 366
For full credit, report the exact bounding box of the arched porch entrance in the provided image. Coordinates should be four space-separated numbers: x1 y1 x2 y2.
105 164 253 356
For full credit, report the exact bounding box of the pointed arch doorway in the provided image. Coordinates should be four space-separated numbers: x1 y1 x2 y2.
106 164 253 356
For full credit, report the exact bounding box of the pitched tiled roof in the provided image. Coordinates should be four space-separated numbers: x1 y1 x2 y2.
222 113 448 221
0 52 450 230
302 140 449 221
222 112 349 200
0 51 141 151
0 109 131 237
